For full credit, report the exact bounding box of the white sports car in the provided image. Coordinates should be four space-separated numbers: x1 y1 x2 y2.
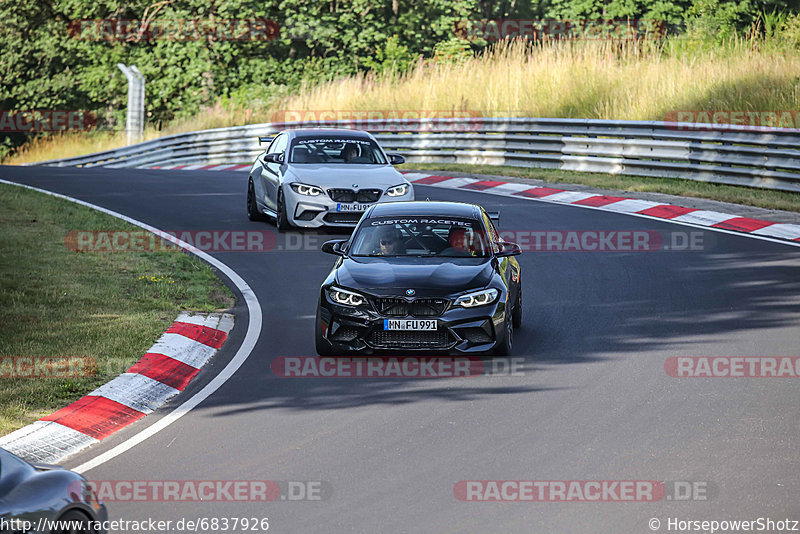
246 128 414 231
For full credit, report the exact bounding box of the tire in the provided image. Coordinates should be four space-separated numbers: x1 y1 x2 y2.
276 188 290 232
512 288 522 329
494 315 513 356
247 180 264 221
53 509 95 534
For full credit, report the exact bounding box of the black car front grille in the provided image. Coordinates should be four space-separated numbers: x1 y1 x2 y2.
327 188 382 203
357 189 382 202
374 298 408 316
323 212 363 224
373 298 448 317
411 298 449 316
368 329 454 350
327 188 355 202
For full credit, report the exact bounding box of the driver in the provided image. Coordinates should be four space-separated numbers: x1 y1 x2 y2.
341 142 360 162
440 227 473 256
375 226 405 255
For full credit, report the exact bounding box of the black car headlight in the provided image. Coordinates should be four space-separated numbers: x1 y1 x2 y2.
385 184 409 197
455 288 499 308
290 182 324 196
327 286 367 306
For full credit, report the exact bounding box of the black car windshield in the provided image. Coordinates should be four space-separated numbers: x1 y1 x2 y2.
350 217 491 257
288 136 387 164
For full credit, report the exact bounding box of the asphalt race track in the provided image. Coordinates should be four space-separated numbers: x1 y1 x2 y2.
2 165 799 533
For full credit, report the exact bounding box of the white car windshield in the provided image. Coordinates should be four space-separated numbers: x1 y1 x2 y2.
350 217 491 257
289 137 387 164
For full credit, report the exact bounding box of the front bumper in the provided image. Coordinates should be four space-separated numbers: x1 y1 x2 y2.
317 289 509 354
281 187 414 228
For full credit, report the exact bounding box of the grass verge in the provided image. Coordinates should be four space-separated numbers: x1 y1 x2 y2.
407 163 800 213
0 184 234 435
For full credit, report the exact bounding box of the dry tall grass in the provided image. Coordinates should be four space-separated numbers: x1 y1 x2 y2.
282 39 800 120
7 38 800 164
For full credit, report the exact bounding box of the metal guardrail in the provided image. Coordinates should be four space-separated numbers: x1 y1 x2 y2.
32 118 800 192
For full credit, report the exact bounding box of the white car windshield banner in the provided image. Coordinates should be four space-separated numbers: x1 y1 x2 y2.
297 138 372 145
369 218 473 227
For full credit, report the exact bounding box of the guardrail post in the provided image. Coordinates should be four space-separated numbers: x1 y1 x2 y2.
117 64 145 145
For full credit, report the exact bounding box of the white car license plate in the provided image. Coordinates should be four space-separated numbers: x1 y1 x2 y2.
337 203 372 212
383 319 437 331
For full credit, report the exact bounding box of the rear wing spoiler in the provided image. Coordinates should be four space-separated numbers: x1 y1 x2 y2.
487 211 500 223
258 135 275 145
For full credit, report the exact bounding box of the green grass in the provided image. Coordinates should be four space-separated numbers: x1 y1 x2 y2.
407 163 800 213
0 184 234 435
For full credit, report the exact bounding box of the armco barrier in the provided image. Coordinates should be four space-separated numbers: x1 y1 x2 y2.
31 118 800 192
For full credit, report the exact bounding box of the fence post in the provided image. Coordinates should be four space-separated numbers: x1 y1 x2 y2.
117 64 145 145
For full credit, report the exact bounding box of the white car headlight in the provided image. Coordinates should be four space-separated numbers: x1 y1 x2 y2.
328 286 366 306
290 183 323 196
385 184 409 197
455 288 499 308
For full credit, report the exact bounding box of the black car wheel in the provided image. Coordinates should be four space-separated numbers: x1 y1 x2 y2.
512 288 522 329
276 188 290 232
247 180 264 221
53 509 95 534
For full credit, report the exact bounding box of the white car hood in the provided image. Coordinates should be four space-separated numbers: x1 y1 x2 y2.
286 164 406 189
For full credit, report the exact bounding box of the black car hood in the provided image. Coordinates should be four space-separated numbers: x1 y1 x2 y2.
336 257 494 294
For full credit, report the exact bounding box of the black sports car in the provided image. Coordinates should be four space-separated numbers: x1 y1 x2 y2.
0 447 107 533
315 201 522 356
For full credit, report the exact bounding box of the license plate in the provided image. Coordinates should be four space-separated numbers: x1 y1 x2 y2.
337 203 372 212
383 319 437 331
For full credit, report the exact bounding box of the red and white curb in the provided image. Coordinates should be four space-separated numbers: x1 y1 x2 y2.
400 172 800 244
0 312 233 464
146 164 800 243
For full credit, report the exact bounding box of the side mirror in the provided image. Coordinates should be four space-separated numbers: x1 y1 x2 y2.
321 239 347 256
495 241 522 257
388 154 405 165
263 152 284 164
